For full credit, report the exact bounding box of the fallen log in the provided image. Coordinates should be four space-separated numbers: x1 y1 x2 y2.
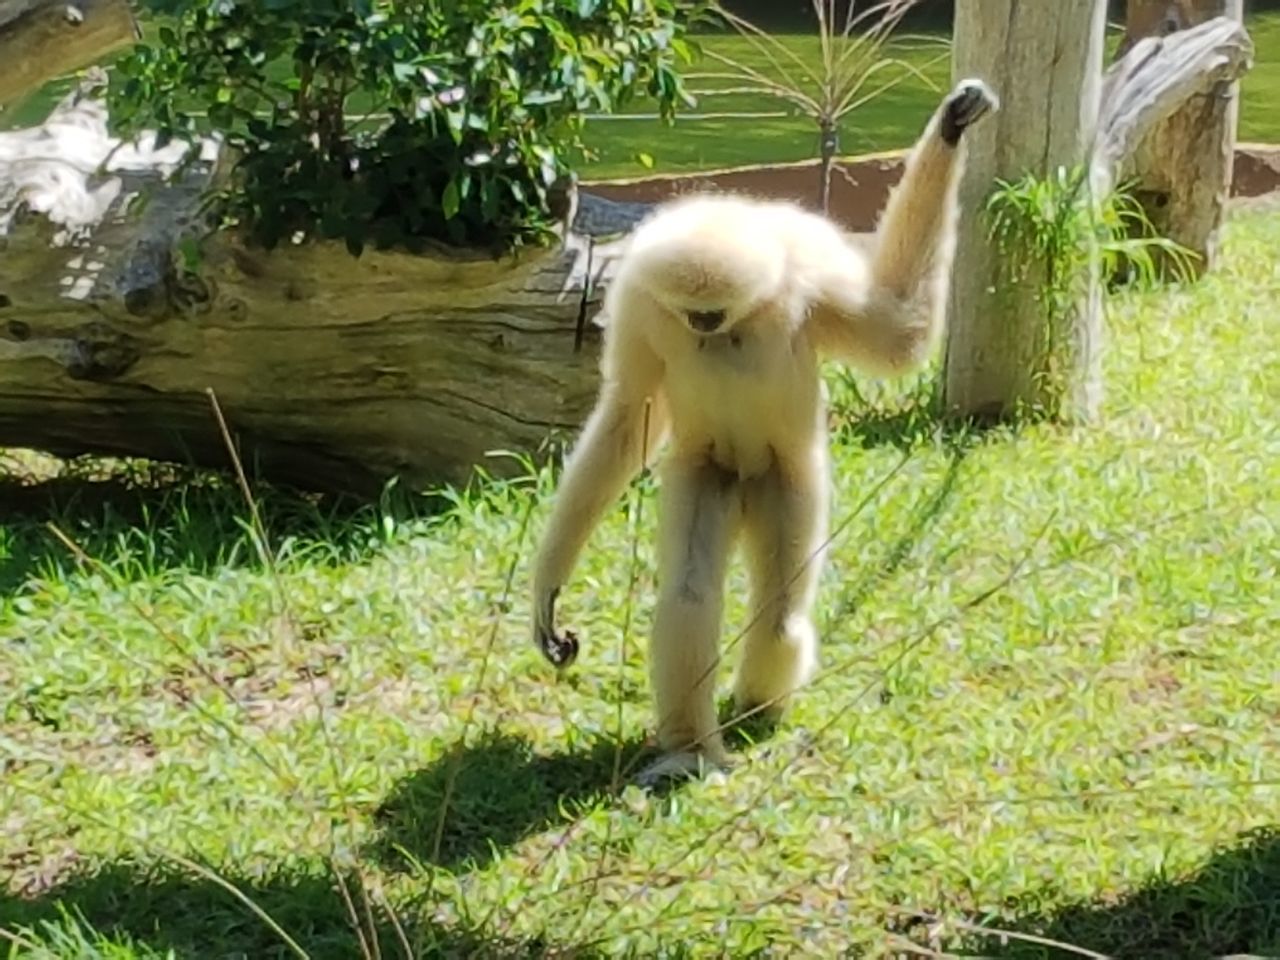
0 80 649 494
0 17 1260 493
0 0 139 107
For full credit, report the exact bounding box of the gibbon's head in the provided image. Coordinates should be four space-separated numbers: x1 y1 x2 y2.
621 194 788 337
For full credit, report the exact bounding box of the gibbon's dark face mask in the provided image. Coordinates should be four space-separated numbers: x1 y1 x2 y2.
686 309 726 334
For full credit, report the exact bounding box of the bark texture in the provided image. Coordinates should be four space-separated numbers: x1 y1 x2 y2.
1118 0 1247 276
0 82 646 493
0 0 138 107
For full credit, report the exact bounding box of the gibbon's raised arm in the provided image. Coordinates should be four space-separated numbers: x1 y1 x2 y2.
530 312 668 667
808 80 997 375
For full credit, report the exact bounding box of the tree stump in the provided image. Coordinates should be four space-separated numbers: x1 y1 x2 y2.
944 0 1110 424
944 7 1253 425
1119 0 1246 277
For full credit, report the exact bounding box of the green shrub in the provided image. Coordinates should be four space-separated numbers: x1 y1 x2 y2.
110 0 697 255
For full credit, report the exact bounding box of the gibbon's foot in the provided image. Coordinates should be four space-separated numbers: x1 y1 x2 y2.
635 749 734 789
533 587 580 669
940 78 999 146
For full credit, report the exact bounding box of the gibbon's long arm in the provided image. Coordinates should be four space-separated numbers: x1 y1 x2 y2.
530 314 668 667
808 79 998 375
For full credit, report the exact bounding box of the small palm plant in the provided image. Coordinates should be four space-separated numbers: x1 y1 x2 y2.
691 0 948 211
985 164 1199 405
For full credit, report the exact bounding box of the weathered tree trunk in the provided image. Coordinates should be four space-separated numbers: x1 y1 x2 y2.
0 0 138 107
0 82 647 494
944 4 1253 425
944 0 1108 424
1120 0 1245 277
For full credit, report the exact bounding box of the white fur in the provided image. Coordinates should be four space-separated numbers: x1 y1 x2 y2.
530 79 998 784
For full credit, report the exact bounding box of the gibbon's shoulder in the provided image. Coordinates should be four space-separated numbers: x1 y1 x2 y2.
626 192 833 252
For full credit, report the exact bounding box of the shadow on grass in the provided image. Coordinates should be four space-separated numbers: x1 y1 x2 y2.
835 393 1021 456
827 441 968 631
0 464 449 593
0 862 600 960
942 827 1280 959
369 730 653 872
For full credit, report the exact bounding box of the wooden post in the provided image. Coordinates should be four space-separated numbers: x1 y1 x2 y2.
1120 0 1245 277
0 0 139 107
943 0 1109 423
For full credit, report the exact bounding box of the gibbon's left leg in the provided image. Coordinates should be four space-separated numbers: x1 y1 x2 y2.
641 455 740 783
807 77 999 374
732 442 829 718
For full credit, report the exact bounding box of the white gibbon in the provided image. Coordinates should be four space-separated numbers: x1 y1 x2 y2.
529 78 999 783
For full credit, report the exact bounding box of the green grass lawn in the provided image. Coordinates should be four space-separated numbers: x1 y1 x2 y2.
582 11 1280 177
2 182 1278 958
5 13 1279 179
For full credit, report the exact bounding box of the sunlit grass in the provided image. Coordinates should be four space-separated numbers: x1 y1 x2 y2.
1 194 1277 958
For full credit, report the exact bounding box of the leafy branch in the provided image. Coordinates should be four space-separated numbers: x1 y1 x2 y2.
109 0 698 255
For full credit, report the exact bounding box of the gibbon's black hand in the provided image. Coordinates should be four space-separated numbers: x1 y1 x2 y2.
535 587 580 669
940 78 999 146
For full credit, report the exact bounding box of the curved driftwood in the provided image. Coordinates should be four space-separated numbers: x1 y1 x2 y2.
1094 13 1253 197
1107 2 1250 276
0 13 1261 491
0 0 138 107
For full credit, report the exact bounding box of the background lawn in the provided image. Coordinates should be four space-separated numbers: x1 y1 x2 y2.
582 10 1280 177
3 13 1278 178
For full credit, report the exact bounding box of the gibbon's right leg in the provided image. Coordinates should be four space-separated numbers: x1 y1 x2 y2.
808 78 999 374
733 443 829 719
640 455 740 784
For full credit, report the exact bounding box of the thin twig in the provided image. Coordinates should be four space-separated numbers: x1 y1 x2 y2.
0 925 42 953
205 388 397 957
622 510 1060 924
563 401 656 946
614 448 916 784
332 865 376 960
11 777 313 960
44 521 298 788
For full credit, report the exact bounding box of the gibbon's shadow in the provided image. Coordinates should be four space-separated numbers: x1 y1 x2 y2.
0 860 603 960
834 390 1020 455
369 730 660 871
825 440 967 636
912 826 1280 959
0 464 447 592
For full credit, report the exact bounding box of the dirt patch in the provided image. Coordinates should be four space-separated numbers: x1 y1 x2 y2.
585 145 1280 233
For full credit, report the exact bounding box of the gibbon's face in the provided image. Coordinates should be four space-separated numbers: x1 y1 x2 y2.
623 196 789 338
